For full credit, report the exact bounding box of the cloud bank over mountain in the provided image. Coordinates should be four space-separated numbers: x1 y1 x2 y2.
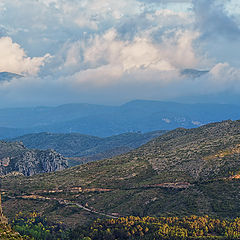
0 0 239 106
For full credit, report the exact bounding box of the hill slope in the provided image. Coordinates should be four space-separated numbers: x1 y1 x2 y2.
0 141 68 176
2 120 240 225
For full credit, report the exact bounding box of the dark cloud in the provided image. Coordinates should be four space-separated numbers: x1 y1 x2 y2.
193 0 240 40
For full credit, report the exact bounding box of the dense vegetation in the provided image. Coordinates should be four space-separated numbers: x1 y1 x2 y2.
70 216 240 240
9 213 240 239
12 212 67 240
11 214 240 240
0 223 23 239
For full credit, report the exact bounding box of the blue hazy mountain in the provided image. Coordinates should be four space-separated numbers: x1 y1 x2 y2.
1 100 240 138
0 127 27 139
180 69 209 78
0 72 23 82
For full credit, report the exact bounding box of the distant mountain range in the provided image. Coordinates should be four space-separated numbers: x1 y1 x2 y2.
1 100 240 138
7 130 166 165
0 72 22 82
0 127 27 139
180 68 209 78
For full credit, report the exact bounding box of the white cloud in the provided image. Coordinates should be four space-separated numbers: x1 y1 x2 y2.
64 41 83 68
45 27 203 96
0 37 50 75
208 63 240 90
80 27 201 78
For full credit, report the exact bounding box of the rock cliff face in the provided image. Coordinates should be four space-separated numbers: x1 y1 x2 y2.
0 141 68 176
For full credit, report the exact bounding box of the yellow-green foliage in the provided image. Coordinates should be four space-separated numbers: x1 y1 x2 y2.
12 212 68 240
71 215 240 240
0 223 24 240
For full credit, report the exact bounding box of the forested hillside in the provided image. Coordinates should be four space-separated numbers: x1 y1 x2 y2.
2 120 240 227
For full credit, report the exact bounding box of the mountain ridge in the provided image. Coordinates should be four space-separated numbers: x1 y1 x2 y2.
1 100 240 138
7 130 166 165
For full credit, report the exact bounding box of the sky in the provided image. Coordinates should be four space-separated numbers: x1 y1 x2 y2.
0 0 240 107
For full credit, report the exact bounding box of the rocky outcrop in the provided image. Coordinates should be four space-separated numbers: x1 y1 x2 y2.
0 141 68 176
